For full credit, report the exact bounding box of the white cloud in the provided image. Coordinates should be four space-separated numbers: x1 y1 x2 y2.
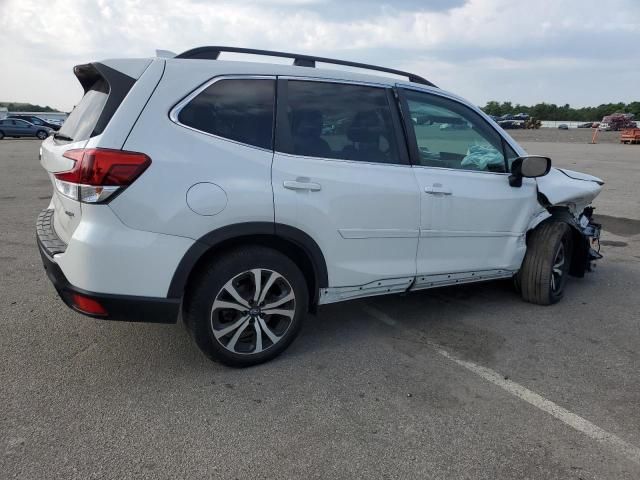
0 0 638 110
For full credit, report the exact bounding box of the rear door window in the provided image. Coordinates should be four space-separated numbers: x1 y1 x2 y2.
177 79 275 150
279 80 405 164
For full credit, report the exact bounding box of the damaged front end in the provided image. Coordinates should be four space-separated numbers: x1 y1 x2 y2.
576 206 603 274
535 167 605 276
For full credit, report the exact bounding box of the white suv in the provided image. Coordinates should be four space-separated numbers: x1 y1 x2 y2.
37 47 604 366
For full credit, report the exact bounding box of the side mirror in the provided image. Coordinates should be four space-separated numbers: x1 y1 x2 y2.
509 155 552 187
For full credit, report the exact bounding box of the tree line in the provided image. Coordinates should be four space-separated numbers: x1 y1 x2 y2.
481 101 640 121
0 102 57 112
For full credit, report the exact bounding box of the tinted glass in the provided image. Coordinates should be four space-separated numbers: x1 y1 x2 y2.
403 90 507 173
15 120 30 127
504 142 520 171
58 79 109 142
178 79 275 150
284 81 402 164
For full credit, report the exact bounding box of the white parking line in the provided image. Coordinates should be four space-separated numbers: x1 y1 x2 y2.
363 304 640 466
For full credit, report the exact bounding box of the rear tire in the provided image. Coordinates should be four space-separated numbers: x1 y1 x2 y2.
517 222 573 305
36 130 48 140
184 246 308 367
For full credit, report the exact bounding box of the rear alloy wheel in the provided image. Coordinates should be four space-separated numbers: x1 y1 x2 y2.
36 130 48 140
210 269 296 355
518 221 573 305
185 246 308 367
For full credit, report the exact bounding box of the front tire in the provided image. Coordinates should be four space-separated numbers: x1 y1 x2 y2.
518 222 573 305
36 130 48 140
184 246 309 367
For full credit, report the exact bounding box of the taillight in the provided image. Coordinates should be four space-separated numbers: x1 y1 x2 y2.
55 148 151 203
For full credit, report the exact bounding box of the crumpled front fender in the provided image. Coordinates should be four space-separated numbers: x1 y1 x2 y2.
536 168 603 211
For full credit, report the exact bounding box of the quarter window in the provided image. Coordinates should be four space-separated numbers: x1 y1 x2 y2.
402 90 508 173
282 81 404 164
178 79 275 150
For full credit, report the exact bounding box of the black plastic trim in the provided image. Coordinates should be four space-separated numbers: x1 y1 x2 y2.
91 63 136 136
396 88 421 166
386 88 410 166
36 209 67 255
175 46 437 87
37 241 179 324
167 222 329 305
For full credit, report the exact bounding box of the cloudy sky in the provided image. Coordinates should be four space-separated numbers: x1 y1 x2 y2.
1 0 638 111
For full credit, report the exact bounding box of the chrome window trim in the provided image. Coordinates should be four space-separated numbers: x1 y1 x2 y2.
411 164 510 176
169 75 276 153
274 150 413 169
280 75 392 89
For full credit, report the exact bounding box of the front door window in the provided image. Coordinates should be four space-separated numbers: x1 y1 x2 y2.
402 90 518 172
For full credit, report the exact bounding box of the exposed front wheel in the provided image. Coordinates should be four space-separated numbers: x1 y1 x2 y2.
517 222 573 305
184 246 308 367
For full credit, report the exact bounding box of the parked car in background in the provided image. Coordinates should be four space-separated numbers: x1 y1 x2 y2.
577 122 593 128
558 124 569 130
498 120 522 129
8 114 61 131
0 118 53 139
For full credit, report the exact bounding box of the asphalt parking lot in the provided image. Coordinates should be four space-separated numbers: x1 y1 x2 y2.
1 131 639 479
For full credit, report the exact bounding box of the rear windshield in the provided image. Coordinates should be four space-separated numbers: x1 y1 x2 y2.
58 78 109 142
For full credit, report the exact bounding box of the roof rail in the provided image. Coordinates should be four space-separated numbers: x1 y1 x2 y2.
174 46 437 87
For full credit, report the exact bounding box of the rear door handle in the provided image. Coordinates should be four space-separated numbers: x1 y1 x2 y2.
425 186 452 195
283 180 322 192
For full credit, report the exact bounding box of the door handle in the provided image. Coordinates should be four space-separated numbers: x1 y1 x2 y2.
425 185 452 195
283 180 322 192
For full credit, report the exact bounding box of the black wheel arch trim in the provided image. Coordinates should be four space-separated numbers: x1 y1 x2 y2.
167 222 329 305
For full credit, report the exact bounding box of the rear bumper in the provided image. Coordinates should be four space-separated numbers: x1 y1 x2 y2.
37 209 180 323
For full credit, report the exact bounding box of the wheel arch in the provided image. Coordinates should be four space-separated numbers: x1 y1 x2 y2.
527 207 590 278
168 222 328 310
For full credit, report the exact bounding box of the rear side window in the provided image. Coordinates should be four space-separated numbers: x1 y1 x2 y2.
177 79 275 150
280 81 403 164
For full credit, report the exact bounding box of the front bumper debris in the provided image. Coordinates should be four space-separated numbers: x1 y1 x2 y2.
579 206 602 270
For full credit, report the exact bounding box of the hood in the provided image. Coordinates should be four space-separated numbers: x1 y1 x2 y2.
556 168 604 185
536 167 604 210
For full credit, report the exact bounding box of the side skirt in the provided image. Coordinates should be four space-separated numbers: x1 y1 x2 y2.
411 269 516 291
318 269 516 305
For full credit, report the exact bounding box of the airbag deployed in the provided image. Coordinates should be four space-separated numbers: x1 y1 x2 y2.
461 144 504 171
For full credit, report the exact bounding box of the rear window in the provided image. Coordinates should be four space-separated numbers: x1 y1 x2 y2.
57 63 135 142
58 79 109 142
177 79 275 150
